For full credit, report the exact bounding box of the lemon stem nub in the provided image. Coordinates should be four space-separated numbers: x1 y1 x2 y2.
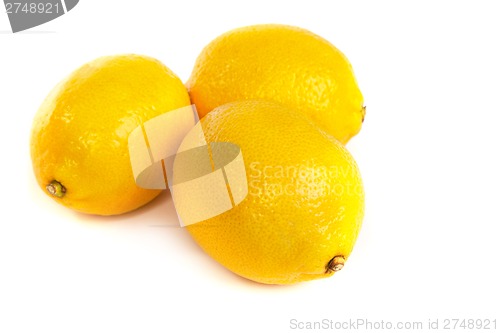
326 255 345 273
46 180 66 198
361 106 366 123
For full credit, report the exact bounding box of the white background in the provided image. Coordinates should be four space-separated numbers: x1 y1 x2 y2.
1 1 499 332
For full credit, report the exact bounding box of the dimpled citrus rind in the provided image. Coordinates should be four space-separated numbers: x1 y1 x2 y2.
186 100 364 284
187 24 365 144
30 54 191 215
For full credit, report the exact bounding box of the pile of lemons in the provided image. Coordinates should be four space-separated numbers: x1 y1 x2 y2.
31 24 365 285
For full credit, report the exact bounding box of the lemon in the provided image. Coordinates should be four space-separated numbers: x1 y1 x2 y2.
185 100 364 284
30 54 191 215
186 24 365 144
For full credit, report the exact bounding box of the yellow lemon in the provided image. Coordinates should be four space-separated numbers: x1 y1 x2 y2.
185 100 364 284
187 24 365 144
30 54 191 215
